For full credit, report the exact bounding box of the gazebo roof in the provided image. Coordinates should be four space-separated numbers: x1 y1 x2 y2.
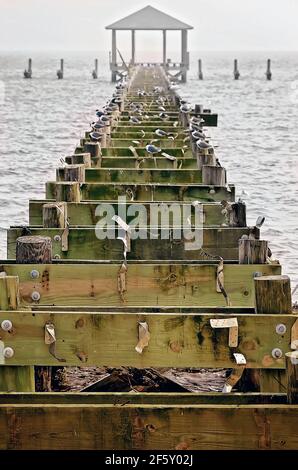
105 5 193 31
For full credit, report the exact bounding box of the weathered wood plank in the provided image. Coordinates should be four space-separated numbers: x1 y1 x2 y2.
0 392 288 405
46 182 235 202
100 147 190 158
29 201 233 227
0 404 296 449
0 312 294 368
0 263 281 307
80 169 202 184
7 227 258 261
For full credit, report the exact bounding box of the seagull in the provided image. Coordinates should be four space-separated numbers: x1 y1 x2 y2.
192 130 205 140
158 106 166 112
129 116 141 125
99 115 110 123
96 110 104 118
180 104 192 113
155 129 168 138
159 112 169 120
216 158 222 167
89 132 102 141
146 144 161 155
196 139 212 150
92 122 105 130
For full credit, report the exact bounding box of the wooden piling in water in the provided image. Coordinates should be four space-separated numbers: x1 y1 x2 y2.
198 59 203 80
92 58 98 79
234 59 240 80
57 59 64 79
24 58 32 78
266 58 272 80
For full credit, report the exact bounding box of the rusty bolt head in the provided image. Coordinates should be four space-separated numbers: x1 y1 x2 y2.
54 235 61 242
272 348 283 359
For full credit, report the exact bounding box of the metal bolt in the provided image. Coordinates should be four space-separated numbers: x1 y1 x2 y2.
3 347 14 358
31 291 41 301
253 272 263 278
272 348 283 359
276 324 287 335
30 269 40 279
54 235 61 242
1 320 12 332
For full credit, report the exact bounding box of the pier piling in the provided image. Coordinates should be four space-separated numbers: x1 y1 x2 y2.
92 59 98 79
198 59 203 80
234 59 240 80
24 58 32 79
57 59 64 79
266 59 272 80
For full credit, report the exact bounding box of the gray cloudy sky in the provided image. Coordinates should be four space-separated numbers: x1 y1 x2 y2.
0 0 297 51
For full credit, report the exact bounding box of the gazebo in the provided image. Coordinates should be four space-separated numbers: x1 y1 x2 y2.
105 5 193 83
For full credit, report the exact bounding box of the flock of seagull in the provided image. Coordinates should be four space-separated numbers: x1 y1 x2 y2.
88 78 216 162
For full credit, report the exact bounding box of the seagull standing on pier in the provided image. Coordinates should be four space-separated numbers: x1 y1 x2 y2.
146 144 161 156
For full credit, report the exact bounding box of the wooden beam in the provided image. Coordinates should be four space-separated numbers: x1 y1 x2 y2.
83 168 203 184
8 227 258 261
0 392 288 405
29 201 235 227
46 182 236 203
0 404 297 449
0 311 294 368
1 263 281 308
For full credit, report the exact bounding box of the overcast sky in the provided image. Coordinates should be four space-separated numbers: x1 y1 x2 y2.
0 0 297 52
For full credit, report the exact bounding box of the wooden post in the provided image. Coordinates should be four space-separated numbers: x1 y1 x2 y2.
239 239 268 264
266 59 272 80
16 236 57 392
131 30 136 66
57 59 64 79
196 152 216 169
286 351 298 404
24 58 32 78
234 59 240 80
181 29 188 83
0 276 19 310
112 30 117 82
221 200 246 227
84 142 102 166
198 59 203 80
239 275 291 393
92 59 98 79
163 30 167 67
56 164 85 182
16 236 52 264
255 275 292 314
55 182 81 203
0 275 34 392
65 153 91 168
202 165 226 185
43 202 67 228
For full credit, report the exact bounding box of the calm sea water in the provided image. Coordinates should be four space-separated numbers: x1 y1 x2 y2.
0 51 297 297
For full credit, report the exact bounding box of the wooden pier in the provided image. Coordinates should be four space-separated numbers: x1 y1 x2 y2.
0 65 297 450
